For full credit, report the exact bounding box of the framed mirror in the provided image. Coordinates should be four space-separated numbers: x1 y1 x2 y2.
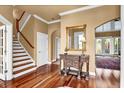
65 25 86 51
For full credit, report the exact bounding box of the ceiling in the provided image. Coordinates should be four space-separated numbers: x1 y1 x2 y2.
15 5 85 21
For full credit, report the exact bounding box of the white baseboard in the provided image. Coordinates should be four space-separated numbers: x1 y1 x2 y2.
89 72 96 76
48 61 51 64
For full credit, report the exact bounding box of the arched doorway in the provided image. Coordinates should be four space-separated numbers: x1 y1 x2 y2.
51 30 60 62
95 18 121 87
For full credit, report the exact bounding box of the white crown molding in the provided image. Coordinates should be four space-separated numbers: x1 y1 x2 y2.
33 14 49 24
59 5 104 16
48 19 61 24
0 15 12 25
33 14 60 24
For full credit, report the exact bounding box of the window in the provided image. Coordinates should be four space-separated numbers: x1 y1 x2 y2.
96 19 121 32
96 37 120 55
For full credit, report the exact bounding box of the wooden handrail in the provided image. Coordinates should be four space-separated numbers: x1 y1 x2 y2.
16 11 34 49
19 31 34 48
17 11 25 21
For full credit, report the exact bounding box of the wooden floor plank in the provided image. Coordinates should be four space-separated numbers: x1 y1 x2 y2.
0 64 120 88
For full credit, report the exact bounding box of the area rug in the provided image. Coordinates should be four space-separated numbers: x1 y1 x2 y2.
96 56 120 70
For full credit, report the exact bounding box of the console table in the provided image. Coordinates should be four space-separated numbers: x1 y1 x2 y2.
59 54 89 79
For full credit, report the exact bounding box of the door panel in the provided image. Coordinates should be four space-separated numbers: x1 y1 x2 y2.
37 32 48 67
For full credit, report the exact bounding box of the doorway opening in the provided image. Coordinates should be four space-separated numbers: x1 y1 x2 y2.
95 18 121 87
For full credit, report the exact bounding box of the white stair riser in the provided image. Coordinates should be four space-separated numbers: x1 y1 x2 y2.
12 40 36 78
13 63 34 72
13 67 36 78
13 60 33 66
13 41 18 43
13 56 30 61
13 50 25 52
13 46 22 49
13 53 27 56
13 43 21 45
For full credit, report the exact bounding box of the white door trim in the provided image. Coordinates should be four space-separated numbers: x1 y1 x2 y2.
121 5 124 88
0 15 13 80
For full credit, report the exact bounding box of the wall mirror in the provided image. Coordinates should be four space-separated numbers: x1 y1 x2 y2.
66 25 86 51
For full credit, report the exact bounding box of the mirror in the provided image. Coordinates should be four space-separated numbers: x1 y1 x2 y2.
66 25 86 51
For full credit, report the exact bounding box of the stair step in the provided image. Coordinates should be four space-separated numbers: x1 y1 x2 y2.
13 46 23 49
13 60 33 66
13 45 21 47
13 43 20 45
13 67 36 78
13 55 28 58
13 63 34 71
13 53 27 56
13 48 24 50
13 51 26 54
13 66 35 75
13 42 20 44
13 39 18 41
13 56 30 61
13 62 33 68
13 58 31 63
13 50 25 52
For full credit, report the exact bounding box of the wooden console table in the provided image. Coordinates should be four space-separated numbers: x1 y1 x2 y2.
59 54 89 79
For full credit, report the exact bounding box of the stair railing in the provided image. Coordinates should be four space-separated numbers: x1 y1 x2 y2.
16 11 34 49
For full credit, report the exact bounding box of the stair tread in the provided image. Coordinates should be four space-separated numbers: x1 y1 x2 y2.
13 66 35 74
13 58 31 63
13 48 24 50
13 55 28 58
13 62 33 68
13 51 26 54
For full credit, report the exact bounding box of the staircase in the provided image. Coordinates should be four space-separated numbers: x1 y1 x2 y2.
13 38 36 78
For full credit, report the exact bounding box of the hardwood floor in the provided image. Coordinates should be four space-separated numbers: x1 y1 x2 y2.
0 64 120 88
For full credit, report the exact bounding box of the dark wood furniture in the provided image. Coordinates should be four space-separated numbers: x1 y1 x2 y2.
60 53 89 79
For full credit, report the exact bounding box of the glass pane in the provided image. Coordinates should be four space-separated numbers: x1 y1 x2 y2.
0 66 3 74
96 26 103 32
103 38 111 54
115 20 121 30
96 39 102 54
103 22 111 31
114 38 120 55
74 32 83 49
96 19 121 32
0 31 2 37
0 56 3 74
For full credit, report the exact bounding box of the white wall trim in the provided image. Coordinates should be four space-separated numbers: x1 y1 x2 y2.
0 15 12 25
48 19 61 24
20 14 31 31
89 72 96 76
0 15 13 80
121 5 124 88
59 5 104 16
33 14 49 24
33 14 60 24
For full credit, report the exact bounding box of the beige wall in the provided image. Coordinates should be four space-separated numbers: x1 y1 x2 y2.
19 15 48 63
0 6 14 35
61 5 120 72
34 18 48 62
48 22 60 61
20 16 35 59
0 6 13 23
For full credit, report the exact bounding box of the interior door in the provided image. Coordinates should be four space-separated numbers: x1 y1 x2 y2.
37 32 48 67
0 26 5 80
